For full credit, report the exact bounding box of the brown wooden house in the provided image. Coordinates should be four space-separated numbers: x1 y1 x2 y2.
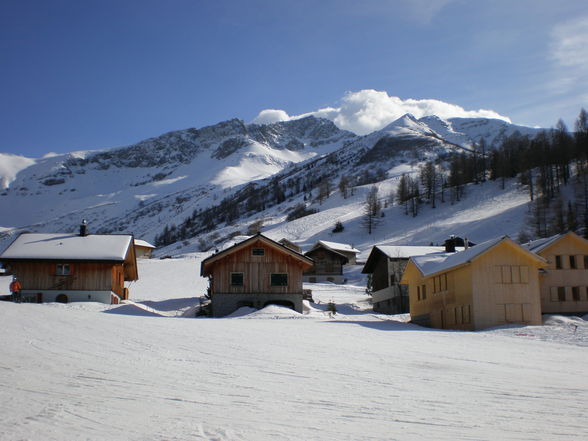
303 241 359 284
0 231 138 304
200 233 314 317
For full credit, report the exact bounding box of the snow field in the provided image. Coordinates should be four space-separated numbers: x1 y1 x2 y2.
1 256 588 440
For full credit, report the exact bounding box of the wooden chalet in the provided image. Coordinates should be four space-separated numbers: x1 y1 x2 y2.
303 240 360 284
0 227 138 304
362 245 446 314
524 231 588 315
400 236 546 331
200 233 314 317
278 238 302 253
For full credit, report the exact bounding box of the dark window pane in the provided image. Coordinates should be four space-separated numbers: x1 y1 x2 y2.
271 273 288 286
252 248 265 256
555 255 562 269
231 273 243 286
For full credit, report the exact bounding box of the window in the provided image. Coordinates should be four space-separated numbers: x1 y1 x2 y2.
271 273 288 286
433 274 447 293
558 287 566 302
570 255 577 269
498 266 529 284
572 286 580 301
56 264 71 276
555 255 562 269
231 272 243 286
584 256 588 269
252 248 265 256
421 284 427 300
417 286 421 301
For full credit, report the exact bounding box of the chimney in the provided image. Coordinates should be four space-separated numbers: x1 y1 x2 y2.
464 237 469 250
444 235 456 253
79 219 88 237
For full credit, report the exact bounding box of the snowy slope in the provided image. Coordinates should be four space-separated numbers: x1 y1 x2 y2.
0 256 587 441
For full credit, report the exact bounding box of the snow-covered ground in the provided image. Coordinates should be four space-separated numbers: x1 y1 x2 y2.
1 256 587 441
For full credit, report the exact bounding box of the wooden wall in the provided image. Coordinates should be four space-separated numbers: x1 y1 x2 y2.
210 241 306 294
537 234 588 314
304 248 345 276
9 262 122 293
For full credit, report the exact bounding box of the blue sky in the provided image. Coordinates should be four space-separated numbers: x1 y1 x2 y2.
1 0 587 157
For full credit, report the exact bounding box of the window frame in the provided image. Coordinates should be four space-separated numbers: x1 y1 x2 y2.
230 272 244 286
56 263 71 276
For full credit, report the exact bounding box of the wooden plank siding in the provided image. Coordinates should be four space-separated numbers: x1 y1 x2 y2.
9 262 121 293
210 242 306 294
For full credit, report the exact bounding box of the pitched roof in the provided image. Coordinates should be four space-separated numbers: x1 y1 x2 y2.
201 233 313 276
362 245 447 273
134 239 155 249
410 236 545 277
522 231 588 254
0 233 134 262
312 240 360 254
376 245 447 259
522 234 563 253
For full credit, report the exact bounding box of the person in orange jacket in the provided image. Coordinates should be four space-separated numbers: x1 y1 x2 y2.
9 276 22 302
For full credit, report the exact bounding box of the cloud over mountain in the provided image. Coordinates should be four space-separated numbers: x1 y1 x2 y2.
253 89 512 135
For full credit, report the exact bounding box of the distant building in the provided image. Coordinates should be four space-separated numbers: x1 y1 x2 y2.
362 245 446 314
400 236 546 330
134 239 155 259
524 231 588 315
303 240 360 284
0 226 138 304
278 238 302 253
200 233 313 317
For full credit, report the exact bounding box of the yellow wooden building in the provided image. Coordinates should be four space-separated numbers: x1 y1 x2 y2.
524 231 588 315
400 236 546 331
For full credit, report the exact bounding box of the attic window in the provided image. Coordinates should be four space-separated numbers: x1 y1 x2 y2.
252 248 265 256
56 264 71 276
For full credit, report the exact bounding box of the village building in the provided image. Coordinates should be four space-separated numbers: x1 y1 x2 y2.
0 228 138 304
278 238 302 253
362 245 446 314
524 231 588 315
303 240 360 284
200 233 313 317
400 236 546 331
134 239 155 259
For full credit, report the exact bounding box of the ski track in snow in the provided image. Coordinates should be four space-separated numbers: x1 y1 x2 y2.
1 257 588 441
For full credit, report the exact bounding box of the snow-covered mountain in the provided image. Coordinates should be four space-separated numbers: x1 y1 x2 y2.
0 114 544 252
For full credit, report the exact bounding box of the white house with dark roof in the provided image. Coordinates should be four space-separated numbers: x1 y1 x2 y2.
0 230 138 304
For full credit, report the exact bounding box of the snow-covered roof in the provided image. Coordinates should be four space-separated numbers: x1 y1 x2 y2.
0 233 134 261
376 245 447 259
523 234 564 254
315 240 360 254
410 236 542 277
134 239 155 249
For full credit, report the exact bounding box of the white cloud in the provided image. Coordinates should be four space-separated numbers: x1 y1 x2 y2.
252 109 291 124
549 16 588 93
253 89 511 135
